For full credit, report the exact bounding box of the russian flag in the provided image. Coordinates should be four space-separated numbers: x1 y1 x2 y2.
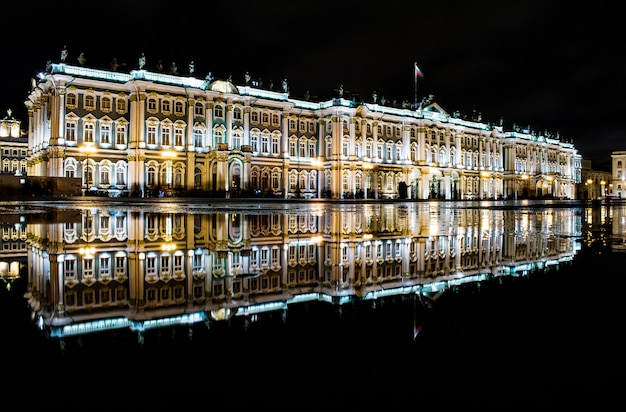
415 62 424 79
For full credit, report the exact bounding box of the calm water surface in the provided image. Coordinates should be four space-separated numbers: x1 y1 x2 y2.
1 199 624 411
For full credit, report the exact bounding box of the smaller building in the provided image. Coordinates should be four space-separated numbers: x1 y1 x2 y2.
0 109 28 176
610 151 626 199
579 158 611 200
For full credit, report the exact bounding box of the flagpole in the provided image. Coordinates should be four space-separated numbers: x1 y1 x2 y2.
414 61 418 109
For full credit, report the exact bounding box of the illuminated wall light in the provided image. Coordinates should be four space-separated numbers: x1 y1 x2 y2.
79 246 95 256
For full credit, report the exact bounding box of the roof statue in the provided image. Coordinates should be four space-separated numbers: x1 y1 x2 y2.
169 62 178 75
77 52 86 66
60 45 68 62
138 53 146 69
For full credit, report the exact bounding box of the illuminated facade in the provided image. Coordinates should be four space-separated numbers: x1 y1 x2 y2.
26 62 581 199
25 202 582 340
0 109 28 176
611 151 626 199
579 158 612 200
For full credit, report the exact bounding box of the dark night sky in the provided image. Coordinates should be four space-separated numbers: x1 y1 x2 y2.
3 1 624 167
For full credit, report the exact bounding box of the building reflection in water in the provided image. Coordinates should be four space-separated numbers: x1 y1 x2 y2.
20 201 624 345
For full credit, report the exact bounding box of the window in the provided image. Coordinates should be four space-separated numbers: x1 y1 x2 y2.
299 139 306 158
147 98 158 113
64 258 76 279
251 134 259 152
84 95 96 110
289 173 297 190
271 170 280 191
101 97 112 112
232 130 242 150
161 255 171 277
161 125 171 146
174 101 184 116
83 257 94 278
116 124 126 145
84 123 95 143
66 93 77 109
308 140 316 158
175 128 184 146
162 100 171 114
174 255 183 276
147 166 157 186
100 123 111 144
194 102 204 116
99 256 110 278
147 124 157 145
115 256 126 278
115 216 125 233
100 166 110 185
214 127 224 145
194 127 204 149
115 165 126 186
261 134 269 154
116 98 127 113
272 135 280 155
215 105 224 118
146 256 157 277
66 121 77 142
289 140 297 157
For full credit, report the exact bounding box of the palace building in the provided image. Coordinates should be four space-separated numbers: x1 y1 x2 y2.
25 58 581 199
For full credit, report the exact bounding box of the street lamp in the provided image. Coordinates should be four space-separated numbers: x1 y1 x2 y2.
600 180 606 198
586 178 593 200
162 150 176 192
79 145 96 195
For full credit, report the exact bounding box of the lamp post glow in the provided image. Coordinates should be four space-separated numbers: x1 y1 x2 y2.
162 150 176 190
79 145 96 195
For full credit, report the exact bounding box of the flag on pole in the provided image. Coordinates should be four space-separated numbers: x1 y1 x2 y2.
414 62 424 79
